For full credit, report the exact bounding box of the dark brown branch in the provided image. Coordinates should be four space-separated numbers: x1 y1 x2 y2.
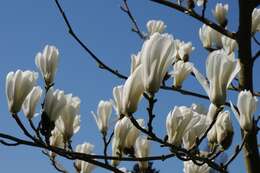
253 35 260 46
12 113 35 142
252 50 260 63
0 132 124 173
150 0 236 39
143 93 157 134
53 0 127 80
224 135 246 168
121 0 145 40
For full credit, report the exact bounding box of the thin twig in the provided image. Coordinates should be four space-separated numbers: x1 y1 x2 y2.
224 135 246 168
121 0 145 39
53 0 127 80
150 0 236 39
253 35 260 46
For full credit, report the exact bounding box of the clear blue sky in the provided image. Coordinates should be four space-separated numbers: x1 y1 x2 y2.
0 0 259 173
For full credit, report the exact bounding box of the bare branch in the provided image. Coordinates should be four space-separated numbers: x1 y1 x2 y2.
150 0 236 39
121 0 145 40
53 0 127 80
42 151 69 173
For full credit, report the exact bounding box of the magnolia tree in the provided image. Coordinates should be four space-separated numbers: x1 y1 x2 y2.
1 0 260 173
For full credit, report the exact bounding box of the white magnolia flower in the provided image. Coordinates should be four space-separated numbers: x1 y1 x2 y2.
215 111 233 149
135 136 149 170
171 61 193 88
35 45 59 86
221 35 238 54
252 8 260 34
199 25 222 49
44 88 67 121
91 100 113 135
178 42 195 61
183 113 208 149
231 90 258 131
49 127 64 157
122 65 144 114
113 66 144 116
193 50 240 106
22 86 42 119
183 160 210 173
113 117 132 153
55 94 81 142
212 3 229 26
75 143 95 173
146 20 166 35
125 119 144 149
199 24 212 48
140 33 176 94
130 52 141 74
166 106 194 146
6 70 38 113
113 85 124 117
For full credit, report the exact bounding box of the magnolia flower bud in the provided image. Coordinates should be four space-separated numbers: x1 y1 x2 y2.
75 143 95 173
183 113 208 149
44 88 67 122
113 85 124 118
141 33 176 94
221 35 238 55
216 111 233 149
183 160 210 173
193 50 240 106
135 137 149 170
91 100 113 135
199 25 222 49
122 65 144 115
166 106 193 146
22 86 42 119
55 94 81 142
49 127 64 157
171 61 193 88
130 52 141 74
35 45 59 86
178 42 195 61
125 119 144 149
113 117 132 154
212 3 228 27
252 8 260 34
113 66 144 116
146 20 166 35
231 90 258 131
6 70 38 113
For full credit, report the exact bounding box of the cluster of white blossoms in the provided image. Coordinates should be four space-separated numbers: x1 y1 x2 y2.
5 45 94 171
5 3 260 173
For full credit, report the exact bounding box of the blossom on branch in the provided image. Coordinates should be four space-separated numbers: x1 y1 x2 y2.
55 94 81 142
6 70 38 113
252 8 260 34
231 90 258 131
193 50 240 106
75 142 95 173
146 20 166 36
35 45 59 87
140 33 176 94
91 100 113 135
22 86 42 119
212 3 229 27
135 136 150 170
